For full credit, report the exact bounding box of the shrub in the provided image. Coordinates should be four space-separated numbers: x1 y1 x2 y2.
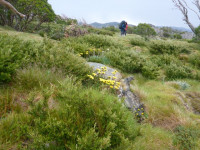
149 40 181 55
189 53 200 69
134 23 156 37
142 62 160 79
173 34 182 39
0 34 91 83
87 27 115 36
37 23 66 40
0 34 36 83
80 34 122 49
165 64 192 79
65 24 88 37
106 49 145 73
0 77 140 149
152 54 181 67
88 56 111 65
130 37 146 47
173 126 200 150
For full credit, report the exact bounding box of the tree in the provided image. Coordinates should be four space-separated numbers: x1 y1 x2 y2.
172 0 200 35
0 0 25 17
134 23 156 38
0 0 55 31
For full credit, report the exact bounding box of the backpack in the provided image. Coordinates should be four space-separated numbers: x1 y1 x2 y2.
119 21 126 29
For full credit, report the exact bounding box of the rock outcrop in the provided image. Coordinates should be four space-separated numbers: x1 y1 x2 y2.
88 62 145 121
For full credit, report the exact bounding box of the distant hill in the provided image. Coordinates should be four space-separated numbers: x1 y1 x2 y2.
157 26 192 32
89 22 192 33
89 22 135 28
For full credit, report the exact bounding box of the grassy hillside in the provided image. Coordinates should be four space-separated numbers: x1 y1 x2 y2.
0 26 200 150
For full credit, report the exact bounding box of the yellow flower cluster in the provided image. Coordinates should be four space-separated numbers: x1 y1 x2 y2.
87 66 121 90
87 75 94 80
99 78 121 89
78 48 103 57
112 70 117 75
96 66 107 74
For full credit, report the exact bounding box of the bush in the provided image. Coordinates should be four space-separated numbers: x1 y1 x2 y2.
149 40 182 55
65 24 88 37
165 64 192 79
189 52 200 69
152 54 180 67
88 56 111 65
37 23 66 40
173 126 200 150
0 34 91 83
87 27 115 36
133 23 156 37
0 77 140 149
142 62 160 79
0 34 36 83
79 34 122 49
106 49 145 73
173 34 182 39
130 37 146 47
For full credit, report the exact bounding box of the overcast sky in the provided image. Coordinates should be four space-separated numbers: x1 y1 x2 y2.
48 0 199 29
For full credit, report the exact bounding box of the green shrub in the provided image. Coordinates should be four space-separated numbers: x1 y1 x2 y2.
88 56 111 65
0 114 31 145
173 126 200 150
173 34 182 39
149 40 181 55
63 40 91 54
87 27 115 36
106 49 145 73
0 34 91 83
37 23 65 40
0 34 36 83
142 62 160 79
165 64 192 79
130 37 146 47
189 53 200 69
80 34 122 48
152 54 180 67
0 77 140 149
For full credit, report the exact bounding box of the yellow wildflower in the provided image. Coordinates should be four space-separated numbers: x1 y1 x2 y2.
110 86 114 88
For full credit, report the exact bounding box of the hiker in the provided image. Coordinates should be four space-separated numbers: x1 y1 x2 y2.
119 20 126 36
125 22 128 36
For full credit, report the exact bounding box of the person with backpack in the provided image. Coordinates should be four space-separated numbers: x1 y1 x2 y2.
119 20 126 36
125 22 128 36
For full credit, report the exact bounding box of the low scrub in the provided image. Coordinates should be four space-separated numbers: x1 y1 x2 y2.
130 37 146 47
149 40 182 55
173 126 200 150
165 64 192 79
189 52 200 69
0 34 91 83
0 77 140 149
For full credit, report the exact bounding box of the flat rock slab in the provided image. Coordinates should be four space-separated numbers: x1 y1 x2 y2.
87 62 122 81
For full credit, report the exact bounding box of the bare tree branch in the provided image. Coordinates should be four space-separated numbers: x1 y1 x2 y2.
0 0 25 18
172 0 196 33
193 0 200 12
182 0 200 20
